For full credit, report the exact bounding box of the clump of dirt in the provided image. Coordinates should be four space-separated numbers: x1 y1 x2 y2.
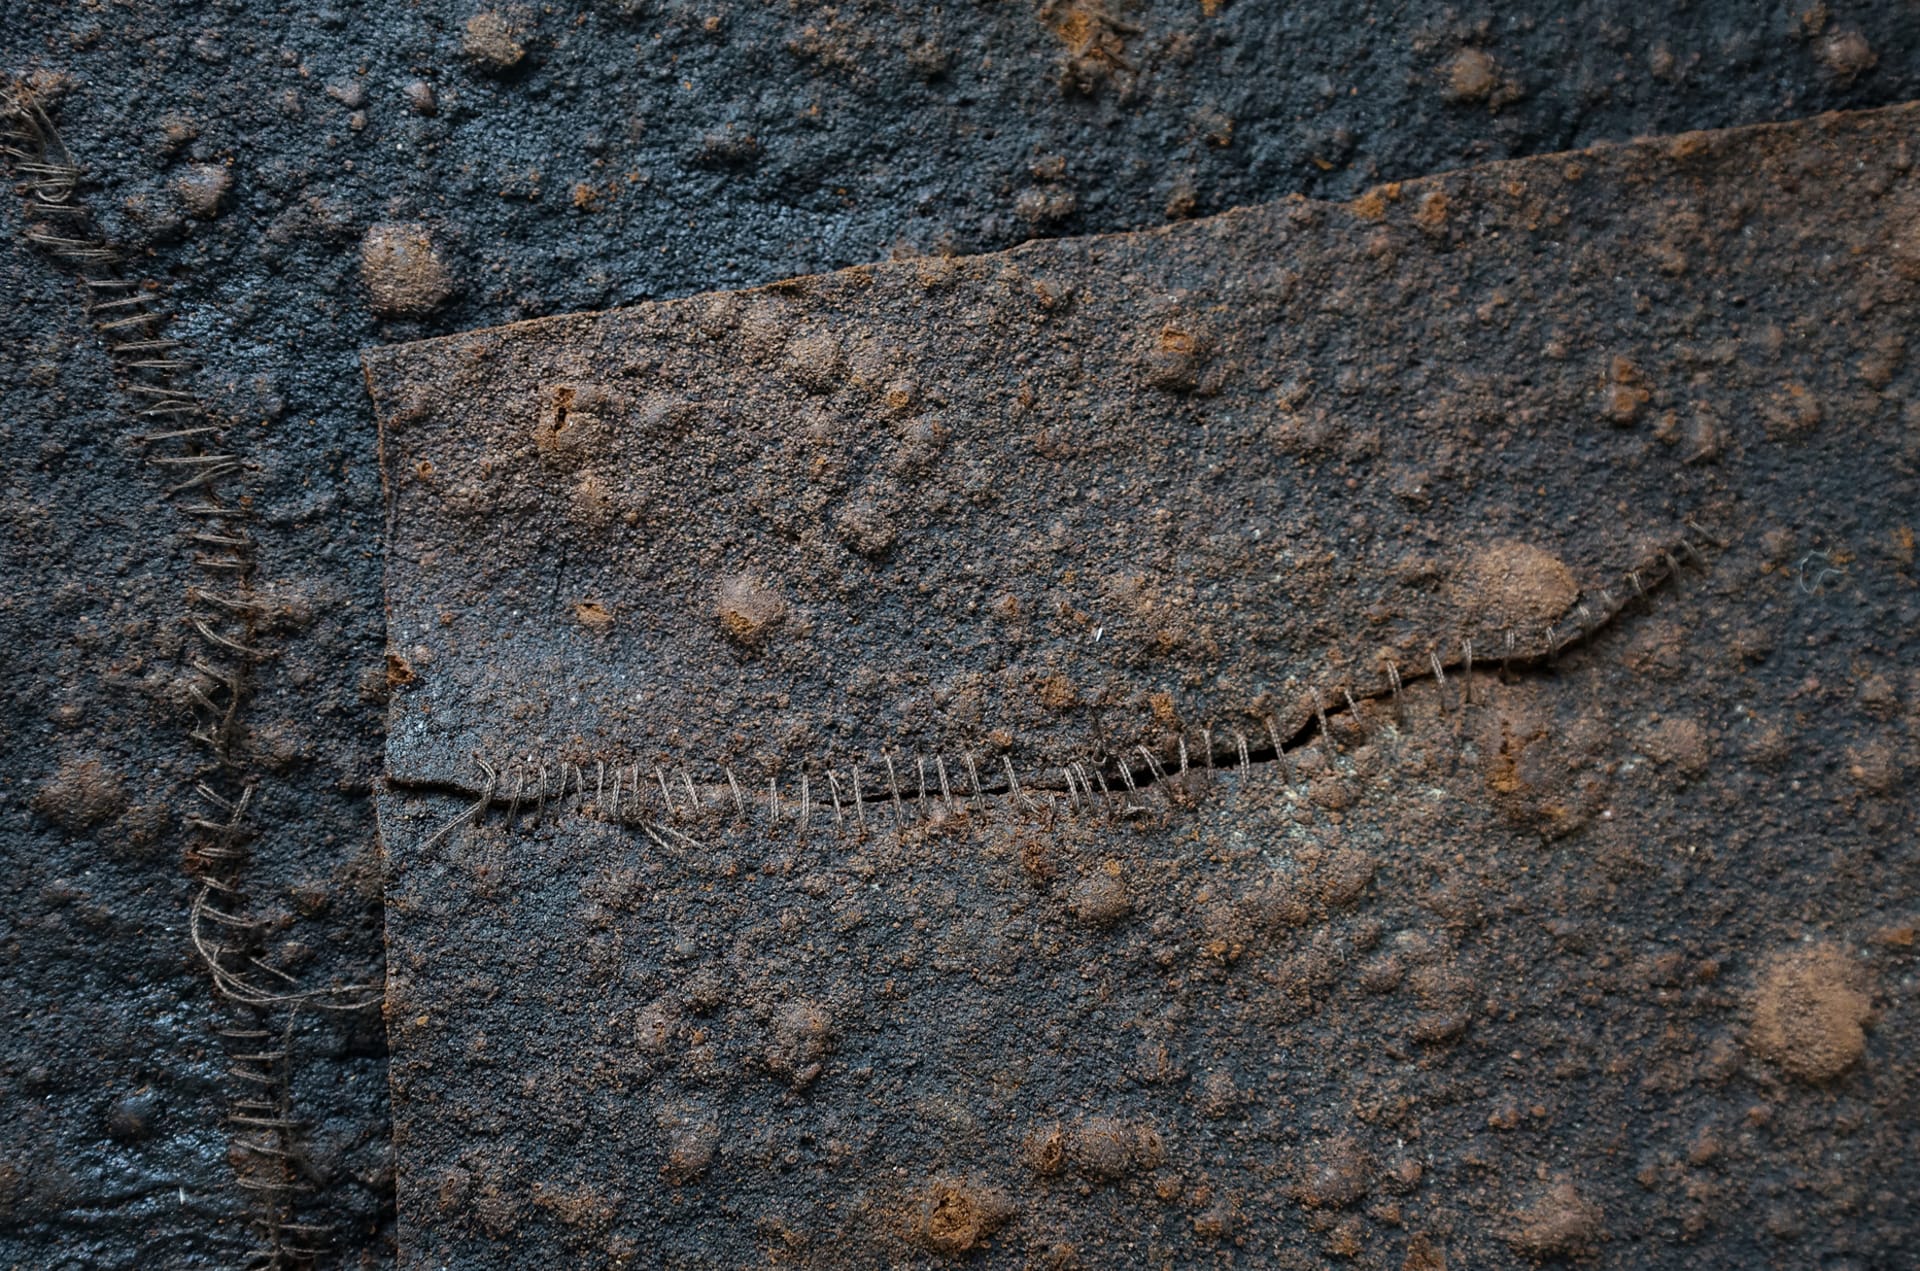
462 11 526 74
1847 739 1905 795
1067 865 1132 926
1456 541 1578 630
1319 847 1376 908
835 501 897 558
1443 48 1499 102
784 331 845 394
655 1104 719 1185
170 162 230 219
1140 322 1213 391
360 223 454 316
715 574 789 648
1817 30 1877 81
1749 944 1874 1082
1064 1116 1164 1181
31 757 128 831
906 1176 1013 1255
765 999 835 1088
1295 1136 1374 1208
1023 1123 1070 1176
573 600 614 632
1641 715 1711 777
1505 1179 1605 1258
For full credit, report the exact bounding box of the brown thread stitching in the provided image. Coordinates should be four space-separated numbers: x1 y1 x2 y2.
408 526 1715 846
4 83 377 1270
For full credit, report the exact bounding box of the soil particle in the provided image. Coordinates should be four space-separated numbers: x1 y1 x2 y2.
1413 188 1450 234
31 757 128 830
785 330 845 394
715 574 789 648
1037 675 1080 710
1749 944 1873 1082
1066 1116 1163 1181
568 472 613 527
1443 48 1499 102
765 999 835 1088
573 599 614 632
1505 1179 1605 1258
170 162 230 219
1622 618 1689 680
656 1104 720 1184
1192 1198 1239 1239
1024 1123 1068 1176
1140 322 1213 392
1067 866 1132 927
104 1089 159 1143
462 11 526 74
1846 739 1905 795
1457 541 1577 630
1245 874 1317 932
1198 1068 1240 1118
468 1169 524 1238
1641 715 1711 777
1817 30 1878 81
1603 356 1653 424
835 501 897 558
404 79 437 116
361 223 454 316
1297 1136 1374 1209
906 1176 1013 1254
1403 1231 1447 1270
1016 183 1080 227
634 995 678 1055
434 1166 471 1216
532 384 608 466
1319 847 1376 908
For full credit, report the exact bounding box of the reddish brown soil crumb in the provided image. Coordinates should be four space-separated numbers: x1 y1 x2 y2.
1817 30 1877 81
1749 945 1873 1082
907 1177 1013 1254
1506 1180 1605 1258
170 162 230 219
1641 716 1711 776
31 757 127 831
1443 48 1499 102
1457 541 1578 630
1297 1136 1374 1209
714 574 788 647
1847 739 1904 795
1023 1123 1068 1176
1067 867 1132 926
462 11 525 73
360 223 453 316
765 999 835 1089
572 600 614 632
1404 1231 1448 1270
1066 1116 1163 1181
656 1104 720 1185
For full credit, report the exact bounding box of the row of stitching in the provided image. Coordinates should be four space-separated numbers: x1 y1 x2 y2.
3 83 377 1269
400 520 1719 845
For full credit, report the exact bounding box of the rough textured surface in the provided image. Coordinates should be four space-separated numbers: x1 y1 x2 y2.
6 1 1920 1265
373 109 1919 1268
367 107 1896 791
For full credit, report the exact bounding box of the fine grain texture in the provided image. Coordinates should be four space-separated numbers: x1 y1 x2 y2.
9 2 1920 1263
369 108 1920 1269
